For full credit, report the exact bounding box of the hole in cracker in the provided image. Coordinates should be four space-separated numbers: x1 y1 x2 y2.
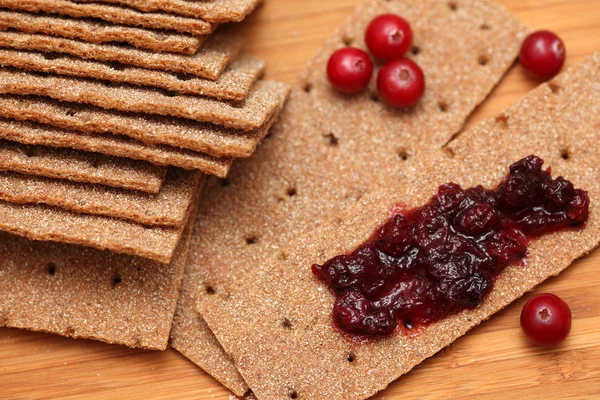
287 187 297 197
91 156 102 169
42 52 62 61
205 285 215 295
176 73 193 81
113 275 122 287
324 132 339 147
246 235 258 245
549 82 561 94
448 1 459 11
347 351 356 363
495 114 509 128
411 46 421 56
281 317 293 330
342 34 354 46
397 147 409 161
107 61 127 71
370 93 380 103
480 22 492 31
443 147 456 158
47 263 57 276
289 389 298 399
478 55 490 66
65 109 77 117
303 82 313 94
561 148 571 160
438 101 449 113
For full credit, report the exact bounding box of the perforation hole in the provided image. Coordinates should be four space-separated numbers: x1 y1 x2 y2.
342 34 354 46
443 147 456 158
246 235 258 245
561 148 570 160
324 132 339 147
65 109 77 117
47 263 56 275
287 187 297 197
205 285 215 295
448 1 458 11
480 22 491 31
478 55 490 66
549 82 561 94
397 147 409 161
495 114 509 128
411 46 421 56
113 275 122 287
281 317 293 330
347 351 356 363
303 82 312 94
438 101 449 112
289 389 298 399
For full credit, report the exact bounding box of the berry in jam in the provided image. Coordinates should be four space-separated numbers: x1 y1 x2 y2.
312 156 589 337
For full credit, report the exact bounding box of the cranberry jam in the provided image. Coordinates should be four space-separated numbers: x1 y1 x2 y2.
312 156 589 337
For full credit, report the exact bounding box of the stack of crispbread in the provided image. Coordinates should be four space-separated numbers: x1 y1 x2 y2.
0 0 288 354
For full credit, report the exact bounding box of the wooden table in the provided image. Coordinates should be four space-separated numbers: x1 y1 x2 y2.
2 1 600 398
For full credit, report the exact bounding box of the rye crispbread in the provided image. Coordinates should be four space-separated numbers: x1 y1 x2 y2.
0 0 214 35
0 50 265 100
0 70 286 130
0 95 280 158
77 0 263 23
0 139 167 192
0 168 204 263
169 0 529 394
0 168 203 227
0 10 204 54
0 186 200 351
0 29 243 78
200 54 600 400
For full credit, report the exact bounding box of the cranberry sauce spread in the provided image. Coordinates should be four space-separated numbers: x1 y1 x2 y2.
312 156 589 337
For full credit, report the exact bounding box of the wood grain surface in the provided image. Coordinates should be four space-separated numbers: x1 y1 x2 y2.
2 1 600 399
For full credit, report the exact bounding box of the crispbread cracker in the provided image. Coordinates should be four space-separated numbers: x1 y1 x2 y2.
0 29 243 78
77 0 262 23
0 95 280 158
0 10 204 54
0 168 203 227
170 0 529 394
0 0 213 35
0 188 200 351
0 139 166 193
0 170 203 263
0 50 265 100
200 54 600 400
0 70 286 130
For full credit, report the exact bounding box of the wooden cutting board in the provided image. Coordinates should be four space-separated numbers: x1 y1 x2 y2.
2 1 600 399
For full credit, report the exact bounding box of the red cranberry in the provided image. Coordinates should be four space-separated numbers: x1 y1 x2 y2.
377 58 425 108
520 31 566 79
365 14 413 61
521 293 572 346
327 47 374 94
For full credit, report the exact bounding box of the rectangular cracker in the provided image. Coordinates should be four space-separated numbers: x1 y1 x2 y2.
0 190 200 351
0 139 167 193
0 168 204 227
0 50 265 101
77 0 263 23
0 169 204 263
200 54 600 400
0 10 204 54
0 28 243 78
0 0 214 35
0 95 279 158
0 69 286 130
169 0 529 394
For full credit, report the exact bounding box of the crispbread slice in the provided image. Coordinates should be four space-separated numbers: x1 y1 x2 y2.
0 139 166 193
0 186 200 351
0 50 265 100
0 167 203 263
0 0 213 35
0 70 286 130
0 168 203 227
169 0 529 394
77 0 262 23
0 95 278 158
200 53 600 400
0 29 243 78
0 10 204 54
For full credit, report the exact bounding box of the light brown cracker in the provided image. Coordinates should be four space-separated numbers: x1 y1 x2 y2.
0 168 203 227
0 189 200 351
0 95 279 158
0 50 265 100
200 54 600 400
0 28 243 78
0 0 213 35
170 0 529 394
0 139 166 193
77 0 263 23
0 70 286 130
0 10 204 54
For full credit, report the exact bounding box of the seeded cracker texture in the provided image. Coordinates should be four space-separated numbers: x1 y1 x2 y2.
199 55 600 399
0 0 214 35
0 118 235 177
0 10 205 54
0 70 285 131
77 0 263 23
0 50 265 101
0 184 201 350
0 95 279 158
169 0 529 395
0 29 243 79
0 140 166 192
0 168 203 227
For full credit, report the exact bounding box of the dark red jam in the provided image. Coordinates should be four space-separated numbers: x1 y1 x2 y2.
312 156 589 337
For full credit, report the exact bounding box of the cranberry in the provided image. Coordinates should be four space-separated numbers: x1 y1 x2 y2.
365 14 413 61
377 58 425 108
521 293 572 346
520 31 566 79
313 156 589 338
326 47 374 94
